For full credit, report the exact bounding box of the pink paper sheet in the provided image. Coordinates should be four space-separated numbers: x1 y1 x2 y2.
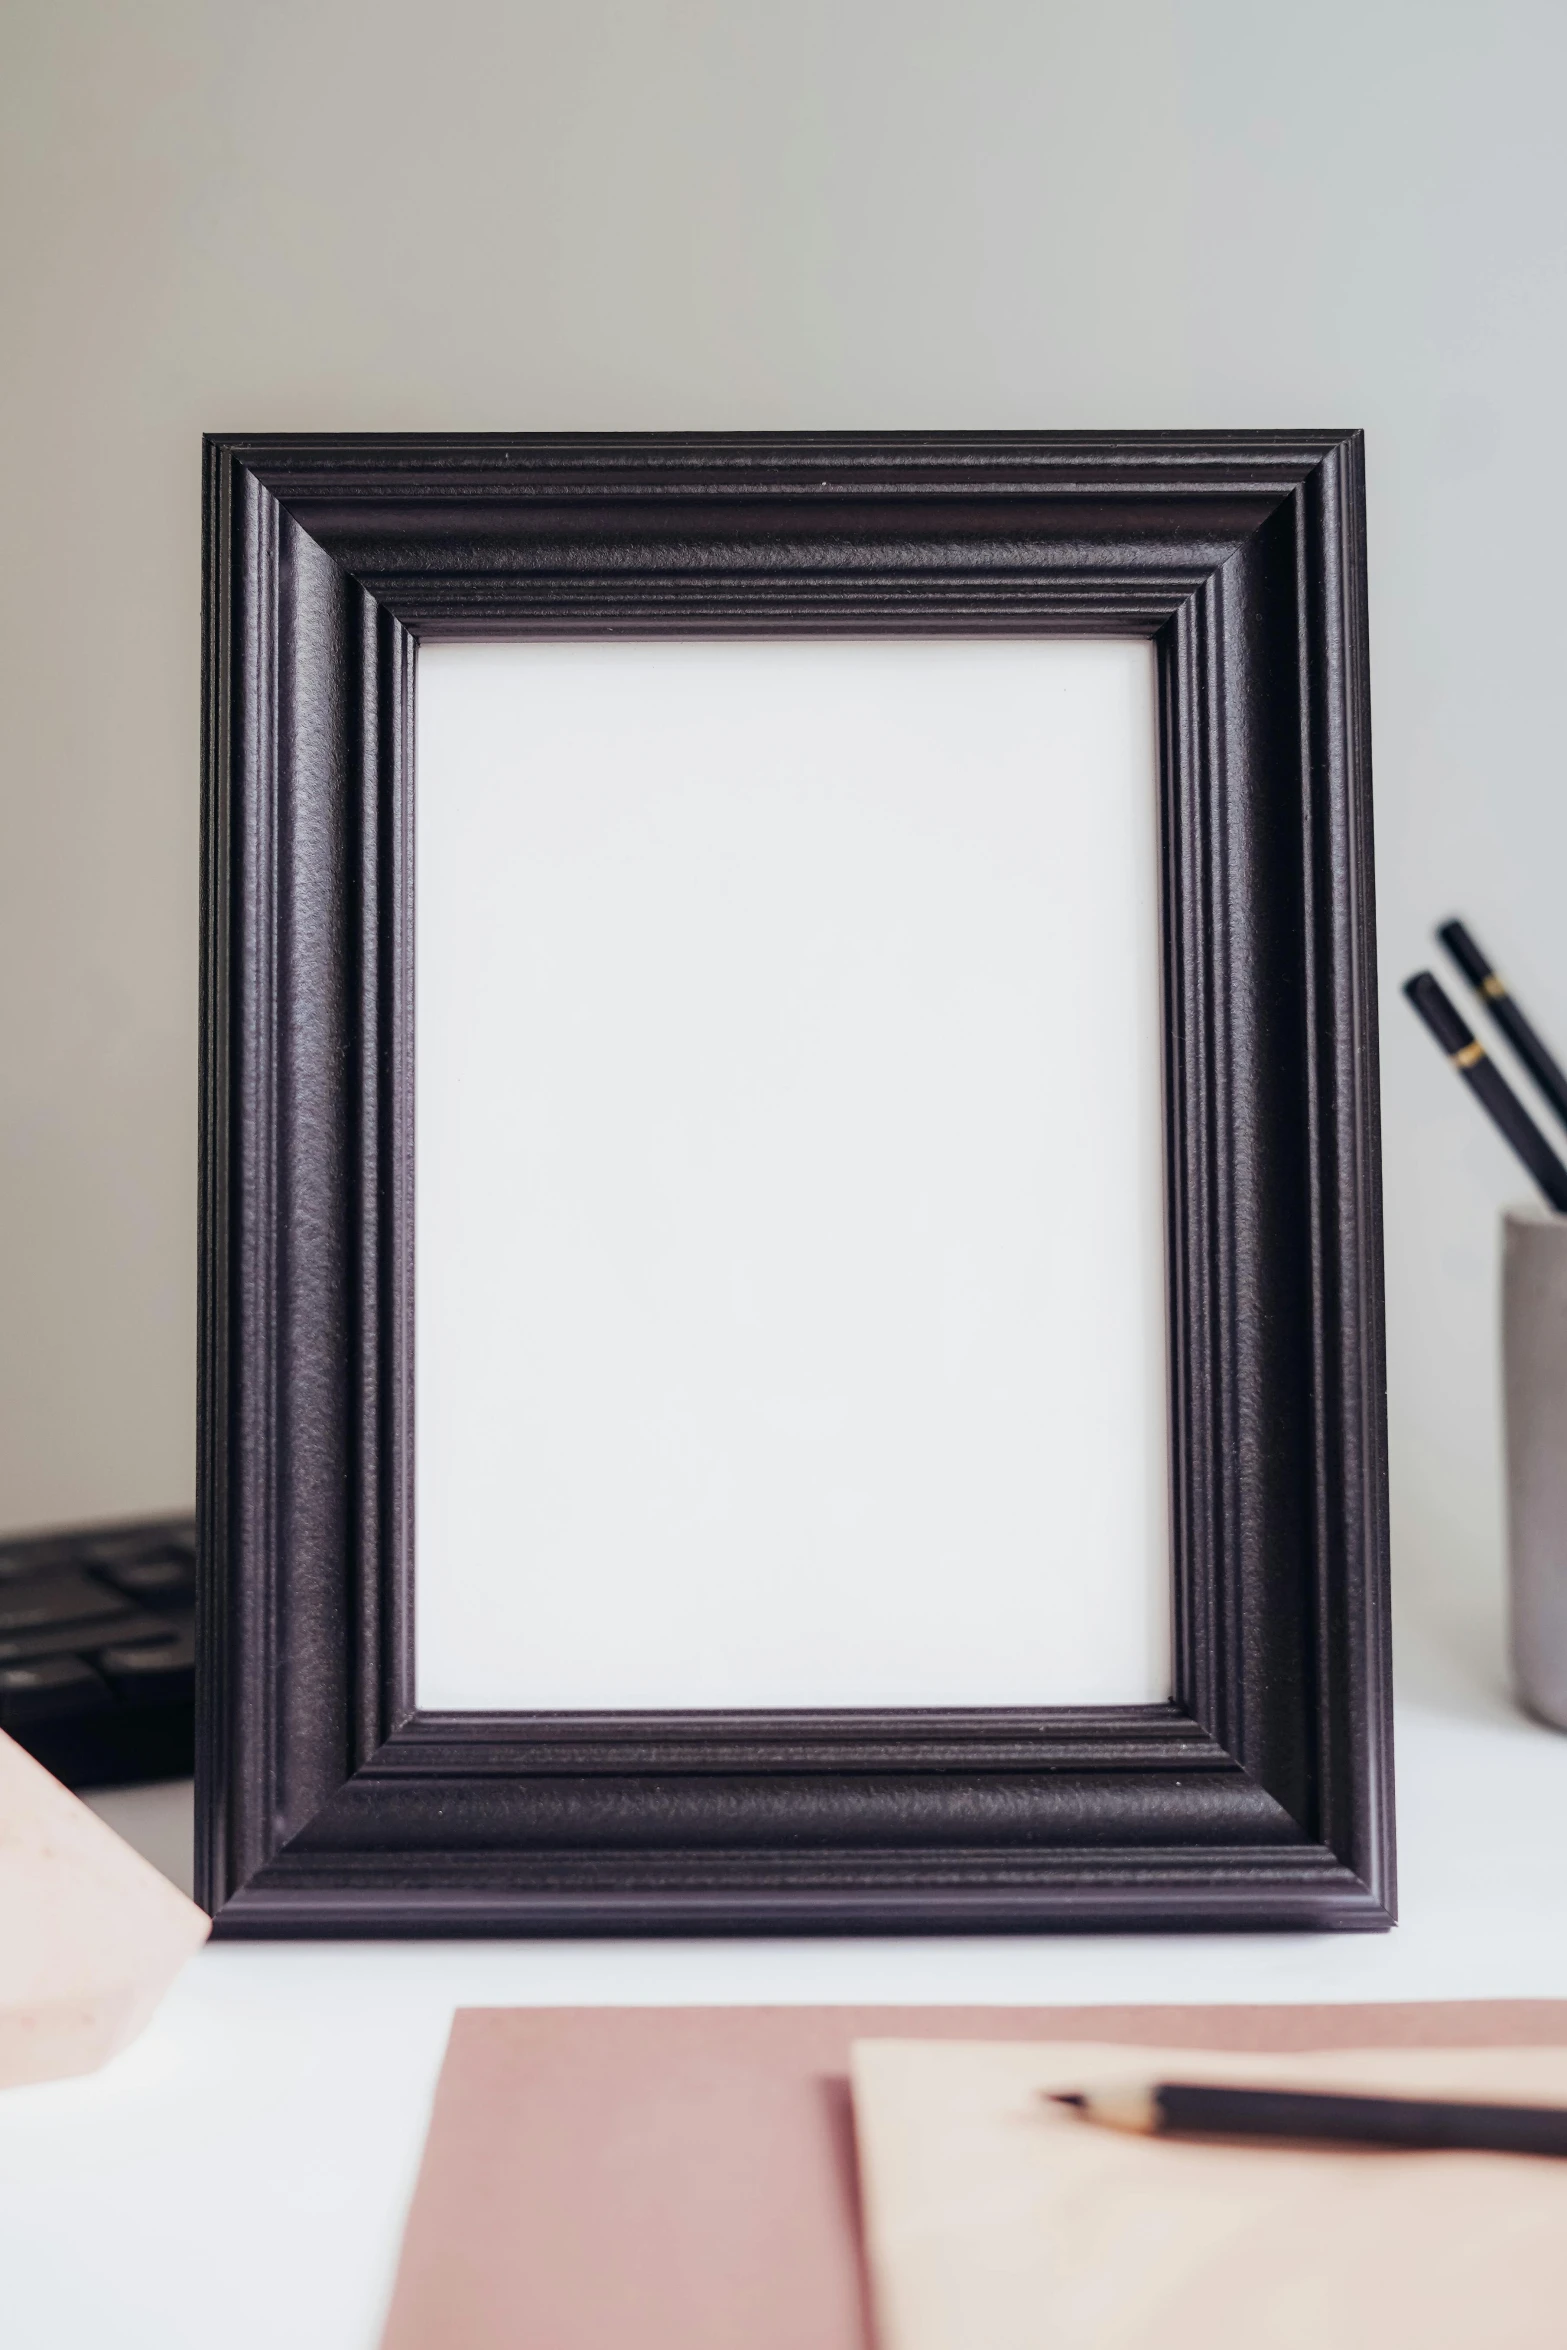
380 2002 1567 2350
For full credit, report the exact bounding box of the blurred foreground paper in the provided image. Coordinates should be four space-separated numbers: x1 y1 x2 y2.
0 1729 207 2085
851 2039 1567 2350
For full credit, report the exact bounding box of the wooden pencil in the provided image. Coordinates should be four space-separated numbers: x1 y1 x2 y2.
1438 916 1567 1135
1404 969 1567 1211
1050 2077 1567 2156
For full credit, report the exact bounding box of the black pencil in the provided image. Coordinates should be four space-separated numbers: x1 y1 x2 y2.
1404 970 1567 1212
1049 2077 1567 2157
1438 917 1567 1135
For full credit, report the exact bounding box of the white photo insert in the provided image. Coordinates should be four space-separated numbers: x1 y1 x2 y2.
415 639 1170 1710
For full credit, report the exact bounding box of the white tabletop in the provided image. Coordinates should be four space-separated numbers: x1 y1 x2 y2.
7 1623 1567 2350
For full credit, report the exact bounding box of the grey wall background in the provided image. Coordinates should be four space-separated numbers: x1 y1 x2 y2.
2 0 1561 1703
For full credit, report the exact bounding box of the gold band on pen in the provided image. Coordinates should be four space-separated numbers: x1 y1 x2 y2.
1482 973 1508 1001
1452 1040 1486 1070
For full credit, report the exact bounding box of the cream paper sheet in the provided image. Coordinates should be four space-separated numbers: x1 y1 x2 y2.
851 2039 1567 2350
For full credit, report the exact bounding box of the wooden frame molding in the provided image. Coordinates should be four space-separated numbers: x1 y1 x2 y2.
198 432 1393 1935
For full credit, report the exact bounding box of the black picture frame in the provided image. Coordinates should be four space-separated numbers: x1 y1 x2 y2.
198 431 1392 1936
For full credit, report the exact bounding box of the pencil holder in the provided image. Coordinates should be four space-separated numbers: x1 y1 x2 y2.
1503 1206 1567 1730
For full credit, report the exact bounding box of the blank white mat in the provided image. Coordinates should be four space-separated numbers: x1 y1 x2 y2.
415 638 1170 1710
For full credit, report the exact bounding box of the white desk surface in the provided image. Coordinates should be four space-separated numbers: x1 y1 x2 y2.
7 1626 1567 2350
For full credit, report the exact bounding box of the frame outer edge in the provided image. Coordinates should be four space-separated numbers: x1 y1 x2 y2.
199 443 284 1912
199 432 1393 1935
1320 431 1395 1916
196 437 227 1916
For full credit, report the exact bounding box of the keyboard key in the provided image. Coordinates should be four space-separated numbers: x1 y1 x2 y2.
0 1572 140 1638
94 1630 195 1704
0 1656 111 1728
82 1532 194 1568
93 1556 195 1602
0 1609 144 1665
0 1544 69 1583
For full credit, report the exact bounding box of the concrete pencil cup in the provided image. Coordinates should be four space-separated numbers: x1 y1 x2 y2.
1503 1206 1567 1731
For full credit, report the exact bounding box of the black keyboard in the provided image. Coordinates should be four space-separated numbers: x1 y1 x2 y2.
0 1514 196 1788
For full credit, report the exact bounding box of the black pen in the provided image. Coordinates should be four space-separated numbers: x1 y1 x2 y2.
1049 2077 1567 2157
1438 917 1567 1136
1404 971 1567 1212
